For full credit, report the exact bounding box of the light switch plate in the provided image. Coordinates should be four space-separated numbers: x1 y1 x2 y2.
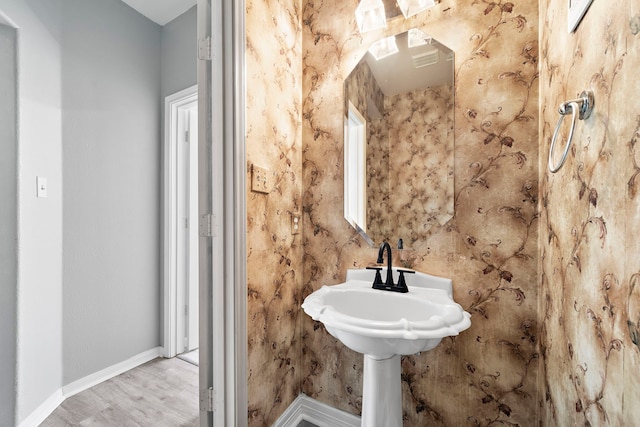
291 212 301 235
251 164 270 194
36 176 48 198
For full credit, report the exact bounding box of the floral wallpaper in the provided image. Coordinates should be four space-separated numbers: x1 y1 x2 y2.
302 0 540 425
344 59 385 117
366 114 392 243
243 0 640 424
245 0 303 424
386 84 454 246
539 0 640 425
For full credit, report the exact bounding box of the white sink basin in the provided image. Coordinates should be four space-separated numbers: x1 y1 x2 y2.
302 268 471 359
302 268 471 426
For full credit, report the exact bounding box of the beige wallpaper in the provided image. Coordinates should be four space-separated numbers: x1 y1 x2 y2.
344 59 385 117
244 0 640 424
245 0 303 424
366 114 392 244
386 84 454 246
539 0 640 424
302 0 540 425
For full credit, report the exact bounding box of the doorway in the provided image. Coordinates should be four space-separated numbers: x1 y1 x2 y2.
164 85 199 361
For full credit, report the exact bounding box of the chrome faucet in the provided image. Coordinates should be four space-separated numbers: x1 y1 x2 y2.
366 242 413 293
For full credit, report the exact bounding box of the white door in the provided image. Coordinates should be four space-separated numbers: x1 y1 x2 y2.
164 86 199 359
186 107 199 351
177 103 199 354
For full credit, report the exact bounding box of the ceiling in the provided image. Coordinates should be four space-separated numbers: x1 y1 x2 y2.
364 31 454 97
120 0 196 25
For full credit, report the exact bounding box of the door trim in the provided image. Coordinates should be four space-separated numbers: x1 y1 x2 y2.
198 0 247 425
163 85 198 359
229 0 248 422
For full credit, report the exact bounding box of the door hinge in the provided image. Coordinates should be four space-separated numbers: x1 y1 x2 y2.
199 213 215 237
200 387 216 412
185 130 190 143
198 36 212 61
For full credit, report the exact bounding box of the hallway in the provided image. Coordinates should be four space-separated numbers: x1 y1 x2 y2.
40 358 198 426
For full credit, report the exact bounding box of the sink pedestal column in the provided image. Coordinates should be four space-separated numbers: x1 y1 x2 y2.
361 354 402 427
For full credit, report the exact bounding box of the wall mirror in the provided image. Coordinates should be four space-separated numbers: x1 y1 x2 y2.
344 29 454 248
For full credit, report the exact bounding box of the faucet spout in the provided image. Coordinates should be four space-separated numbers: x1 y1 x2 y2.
372 242 409 292
377 242 394 287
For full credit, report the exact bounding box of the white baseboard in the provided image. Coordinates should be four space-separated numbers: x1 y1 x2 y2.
62 346 163 398
17 389 64 427
273 394 361 427
18 346 163 427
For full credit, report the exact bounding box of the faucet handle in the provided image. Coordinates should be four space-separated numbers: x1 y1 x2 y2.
366 266 384 287
397 269 415 291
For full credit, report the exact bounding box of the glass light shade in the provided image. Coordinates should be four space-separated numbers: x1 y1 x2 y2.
368 36 399 61
355 0 387 33
397 0 436 18
408 28 432 48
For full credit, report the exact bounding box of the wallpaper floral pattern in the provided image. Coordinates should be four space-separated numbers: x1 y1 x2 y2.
386 84 454 246
245 0 303 424
539 0 640 425
302 0 540 425
245 0 640 425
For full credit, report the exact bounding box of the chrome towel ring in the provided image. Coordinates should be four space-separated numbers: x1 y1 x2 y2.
548 90 595 173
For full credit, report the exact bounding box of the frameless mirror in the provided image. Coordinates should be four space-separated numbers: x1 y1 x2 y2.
344 29 454 248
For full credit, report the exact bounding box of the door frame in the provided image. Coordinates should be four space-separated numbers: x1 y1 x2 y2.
198 0 247 425
163 84 198 359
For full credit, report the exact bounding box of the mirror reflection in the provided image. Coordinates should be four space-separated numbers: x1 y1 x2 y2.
344 29 454 248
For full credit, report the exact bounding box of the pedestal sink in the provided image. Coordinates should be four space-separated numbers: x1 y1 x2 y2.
302 268 471 427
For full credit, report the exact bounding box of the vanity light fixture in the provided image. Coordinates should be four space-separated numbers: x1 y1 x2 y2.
397 0 436 19
411 49 439 68
368 35 399 60
355 0 387 33
407 28 432 48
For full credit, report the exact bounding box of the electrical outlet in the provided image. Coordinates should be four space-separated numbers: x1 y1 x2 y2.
251 164 270 194
291 213 301 235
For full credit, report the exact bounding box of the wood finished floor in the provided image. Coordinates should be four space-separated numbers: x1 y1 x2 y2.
40 357 199 427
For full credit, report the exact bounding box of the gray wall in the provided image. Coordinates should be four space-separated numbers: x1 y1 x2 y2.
0 0 197 422
61 0 162 383
0 22 18 427
4 0 65 422
159 5 197 349
161 6 197 98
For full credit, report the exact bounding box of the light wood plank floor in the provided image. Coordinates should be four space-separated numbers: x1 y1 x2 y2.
40 357 199 427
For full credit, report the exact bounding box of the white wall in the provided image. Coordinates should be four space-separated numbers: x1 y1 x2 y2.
1 0 66 423
60 0 162 384
0 21 18 427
